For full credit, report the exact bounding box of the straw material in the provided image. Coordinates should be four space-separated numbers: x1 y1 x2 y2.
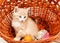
0 0 60 43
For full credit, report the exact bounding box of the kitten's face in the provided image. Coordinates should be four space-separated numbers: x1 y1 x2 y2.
12 6 30 22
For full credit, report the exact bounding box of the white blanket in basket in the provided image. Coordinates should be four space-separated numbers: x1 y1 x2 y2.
0 37 8 43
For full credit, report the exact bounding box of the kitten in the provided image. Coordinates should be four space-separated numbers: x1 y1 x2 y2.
12 6 39 41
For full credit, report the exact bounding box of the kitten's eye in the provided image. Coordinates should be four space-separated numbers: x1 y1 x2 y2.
19 16 21 18
24 16 26 18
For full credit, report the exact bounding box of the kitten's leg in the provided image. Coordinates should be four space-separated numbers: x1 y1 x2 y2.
14 30 26 41
32 33 39 40
30 35 37 40
14 32 21 41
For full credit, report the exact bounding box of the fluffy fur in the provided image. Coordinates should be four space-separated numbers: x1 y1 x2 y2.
12 6 38 41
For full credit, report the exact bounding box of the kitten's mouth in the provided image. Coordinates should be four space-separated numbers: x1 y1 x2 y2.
21 21 24 22
20 20 25 22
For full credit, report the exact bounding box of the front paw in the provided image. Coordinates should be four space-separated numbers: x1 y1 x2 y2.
14 38 20 41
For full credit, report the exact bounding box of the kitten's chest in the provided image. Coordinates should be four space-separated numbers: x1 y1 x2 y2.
12 21 27 30
20 22 27 29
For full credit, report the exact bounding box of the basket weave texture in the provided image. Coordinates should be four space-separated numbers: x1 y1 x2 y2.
0 0 60 43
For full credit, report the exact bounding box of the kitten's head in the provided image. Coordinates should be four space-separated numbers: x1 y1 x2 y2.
12 6 30 22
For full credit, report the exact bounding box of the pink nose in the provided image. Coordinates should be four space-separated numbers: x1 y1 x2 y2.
21 20 23 22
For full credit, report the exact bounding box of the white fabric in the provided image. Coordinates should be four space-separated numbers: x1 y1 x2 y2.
0 37 8 43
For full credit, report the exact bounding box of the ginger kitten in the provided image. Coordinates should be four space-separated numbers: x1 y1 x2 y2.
12 6 39 41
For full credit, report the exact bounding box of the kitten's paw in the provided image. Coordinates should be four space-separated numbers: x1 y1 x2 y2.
14 38 20 41
19 30 26 36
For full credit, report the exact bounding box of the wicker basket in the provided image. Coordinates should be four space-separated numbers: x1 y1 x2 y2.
0 0 60 43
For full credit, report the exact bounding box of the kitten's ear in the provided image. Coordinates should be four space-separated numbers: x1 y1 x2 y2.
27 7 30 11
13 6 18 13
